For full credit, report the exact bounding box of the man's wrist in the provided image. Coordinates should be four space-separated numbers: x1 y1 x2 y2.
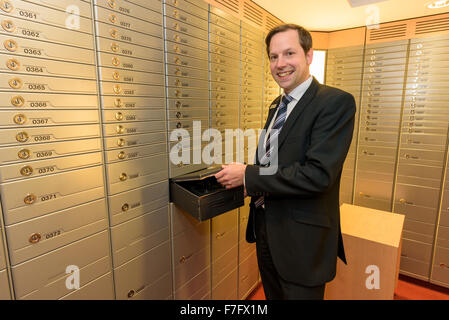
243 164 253 196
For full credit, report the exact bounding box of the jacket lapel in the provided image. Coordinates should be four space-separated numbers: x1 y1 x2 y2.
277 78 320 150
264 96 281 131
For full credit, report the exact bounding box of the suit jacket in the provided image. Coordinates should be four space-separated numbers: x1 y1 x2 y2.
245 77 356 287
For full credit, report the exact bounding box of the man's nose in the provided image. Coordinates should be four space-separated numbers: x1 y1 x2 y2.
276 55 287 68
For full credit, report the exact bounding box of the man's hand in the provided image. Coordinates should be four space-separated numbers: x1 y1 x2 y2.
215 162 247 193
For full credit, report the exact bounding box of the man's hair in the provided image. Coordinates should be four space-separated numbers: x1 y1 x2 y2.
265 24 313 57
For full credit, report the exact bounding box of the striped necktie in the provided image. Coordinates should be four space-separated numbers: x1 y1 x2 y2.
255 94 293 208
259 94 293 166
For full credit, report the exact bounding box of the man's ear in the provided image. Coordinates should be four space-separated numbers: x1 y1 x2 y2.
306 48 313 66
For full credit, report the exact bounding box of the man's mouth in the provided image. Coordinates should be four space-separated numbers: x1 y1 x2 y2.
277 70 294 77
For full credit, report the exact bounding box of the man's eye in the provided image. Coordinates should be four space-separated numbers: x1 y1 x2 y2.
270 56 277 61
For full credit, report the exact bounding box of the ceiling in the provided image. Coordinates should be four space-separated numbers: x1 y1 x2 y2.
252 0 449 31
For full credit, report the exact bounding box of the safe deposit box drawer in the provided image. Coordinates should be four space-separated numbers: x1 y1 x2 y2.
0 151 103 182
0 14 94 49
1 74 98 94
94 6 163 35
1 1 93 33
0 165 105 225
103 132 166 150
0 110 99 128
0 34 95 65
95 37 163 62
95 0 162 24
94 21 163 49
108 180 169 226
11 230 111 300
0 92 98 109
101 96 164 109
113 240 171 300
0 138 102 165
170 166 244 221
110 205 169 267
5 0 93 18
0 124 101 147
0 54 96 79
6 198 108 265
104 143 166 163
106 153 168 195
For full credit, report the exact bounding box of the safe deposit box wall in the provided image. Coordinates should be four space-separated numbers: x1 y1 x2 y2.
3 0 449 301
0 0 282 299
327 16 449 288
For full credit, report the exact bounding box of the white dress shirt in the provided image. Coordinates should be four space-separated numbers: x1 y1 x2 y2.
244 76 313 192
264 75 314 149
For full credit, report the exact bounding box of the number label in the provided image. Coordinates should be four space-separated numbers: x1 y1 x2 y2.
38 166 55 174
26 66 44 73
19 10 37 19
44 230 61 240
41 193 57 201
32 118 48 124
30 101 47 108
34 135 51 141
23 48 42 56
35 151 52 158
22 29 40 38
28 84 46 90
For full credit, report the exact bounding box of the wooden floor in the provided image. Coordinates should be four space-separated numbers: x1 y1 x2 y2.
247 274 449 300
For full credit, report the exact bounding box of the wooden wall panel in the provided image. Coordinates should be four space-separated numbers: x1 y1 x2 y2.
310 32 329 50
364 13 449 45
411 12 449 40
328 27 366 49
203 0 283 34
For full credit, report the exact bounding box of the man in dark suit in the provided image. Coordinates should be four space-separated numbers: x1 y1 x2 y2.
215 24 356 299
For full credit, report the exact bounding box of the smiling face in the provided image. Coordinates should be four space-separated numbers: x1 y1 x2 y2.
269 29 313 94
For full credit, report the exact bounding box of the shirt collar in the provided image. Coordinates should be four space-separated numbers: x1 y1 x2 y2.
283 75 313 102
